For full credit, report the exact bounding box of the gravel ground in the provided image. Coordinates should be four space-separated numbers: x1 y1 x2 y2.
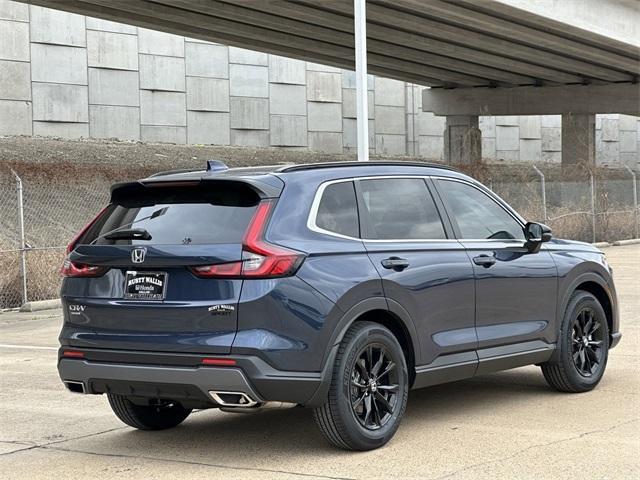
0 244 638 479
0 135 367 170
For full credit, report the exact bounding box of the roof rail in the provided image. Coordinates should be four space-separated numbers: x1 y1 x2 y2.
277 161 459 173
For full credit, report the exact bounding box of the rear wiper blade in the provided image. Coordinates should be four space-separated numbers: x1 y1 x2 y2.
89 207 168 245
104 228 152 241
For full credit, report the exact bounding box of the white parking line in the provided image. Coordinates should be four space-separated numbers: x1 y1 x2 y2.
0 344 57 351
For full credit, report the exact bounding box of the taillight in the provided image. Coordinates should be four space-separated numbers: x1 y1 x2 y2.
190 199 305 279
61 259 108 278
61 206 111 278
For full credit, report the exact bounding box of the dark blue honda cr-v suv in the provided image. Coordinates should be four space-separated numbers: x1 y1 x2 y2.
58 161 621 450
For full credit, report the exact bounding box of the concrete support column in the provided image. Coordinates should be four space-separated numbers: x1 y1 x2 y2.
443 115 481 165
561 113 596 167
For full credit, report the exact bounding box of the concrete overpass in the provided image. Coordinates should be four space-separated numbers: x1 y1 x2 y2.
20 0 640 165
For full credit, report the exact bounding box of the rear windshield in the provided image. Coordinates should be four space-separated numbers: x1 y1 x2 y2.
79 183 260 246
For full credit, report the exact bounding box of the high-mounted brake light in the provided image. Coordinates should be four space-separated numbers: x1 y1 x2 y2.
190 199 305 279
61 206 111 278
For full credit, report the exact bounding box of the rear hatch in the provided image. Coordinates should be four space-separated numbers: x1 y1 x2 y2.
61 179 271 354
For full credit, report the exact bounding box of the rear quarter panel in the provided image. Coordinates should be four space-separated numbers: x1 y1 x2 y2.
247 171 389 372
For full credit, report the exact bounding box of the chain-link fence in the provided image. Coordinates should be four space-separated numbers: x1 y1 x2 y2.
0 162 638 309
487 165 639 243
1 164 110 309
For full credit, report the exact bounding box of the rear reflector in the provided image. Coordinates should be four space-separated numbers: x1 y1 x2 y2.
201 358 237 366
62 350 85 359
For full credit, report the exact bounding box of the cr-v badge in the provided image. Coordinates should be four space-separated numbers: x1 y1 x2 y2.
131 247 147 264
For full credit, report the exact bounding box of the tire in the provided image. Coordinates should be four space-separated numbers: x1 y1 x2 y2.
107 393 192 430
541 291 610 393
313 321 409 451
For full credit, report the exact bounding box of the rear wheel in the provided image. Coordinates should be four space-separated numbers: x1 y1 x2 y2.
107 394 192 430
313 321 409 450
541 291 609 393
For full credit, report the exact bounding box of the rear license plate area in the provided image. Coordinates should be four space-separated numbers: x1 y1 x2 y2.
124 271 167 300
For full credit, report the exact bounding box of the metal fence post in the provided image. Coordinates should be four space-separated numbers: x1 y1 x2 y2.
532 165 547 221
11 169 28 305
625 166 639 239
590 173 596 243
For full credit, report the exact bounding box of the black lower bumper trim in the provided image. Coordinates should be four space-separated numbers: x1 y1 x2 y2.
58 349 323 405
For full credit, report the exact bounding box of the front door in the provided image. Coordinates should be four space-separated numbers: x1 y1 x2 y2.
355 177 478 387
434 178 558 374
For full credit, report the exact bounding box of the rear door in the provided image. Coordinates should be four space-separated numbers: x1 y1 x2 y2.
356 177 477 384
61 181 262 354
434 178 558 373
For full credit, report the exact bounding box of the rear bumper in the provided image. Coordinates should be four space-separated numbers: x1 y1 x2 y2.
58 348 330 407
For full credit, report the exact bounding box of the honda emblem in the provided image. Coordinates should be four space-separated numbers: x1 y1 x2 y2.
131 247 147 264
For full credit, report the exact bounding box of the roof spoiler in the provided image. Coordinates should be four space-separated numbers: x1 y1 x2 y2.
110 175 283 205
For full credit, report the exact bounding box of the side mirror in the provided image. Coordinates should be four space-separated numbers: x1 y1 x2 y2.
524 222 552 253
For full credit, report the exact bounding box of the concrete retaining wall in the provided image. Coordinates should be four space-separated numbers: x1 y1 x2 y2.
0 0 638 166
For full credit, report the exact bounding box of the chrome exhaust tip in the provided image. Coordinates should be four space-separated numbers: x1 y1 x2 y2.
64 381 86 394
209 390 258 407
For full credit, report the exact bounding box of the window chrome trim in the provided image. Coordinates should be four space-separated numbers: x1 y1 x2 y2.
308 174 528 243
307 178 362 241
307 175 470 243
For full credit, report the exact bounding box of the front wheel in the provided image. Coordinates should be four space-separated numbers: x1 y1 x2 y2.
107 394 192 430
313 321 409 450
541 291 610 393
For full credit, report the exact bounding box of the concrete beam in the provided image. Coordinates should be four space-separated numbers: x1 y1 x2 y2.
391 0 638 74
22 0 639 89
37 0 469 87
304 0 633 82
478 0 640 52
244 1 584 84
422 84 640 116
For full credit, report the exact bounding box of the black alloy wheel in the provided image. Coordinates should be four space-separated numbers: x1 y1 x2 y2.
350 344 399 430
571 307 604 377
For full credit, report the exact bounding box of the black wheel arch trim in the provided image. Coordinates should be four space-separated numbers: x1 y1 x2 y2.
552 270 619 362
306 297 420 407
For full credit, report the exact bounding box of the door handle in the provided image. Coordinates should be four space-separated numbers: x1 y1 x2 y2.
381 257 410 271
473 254 496 267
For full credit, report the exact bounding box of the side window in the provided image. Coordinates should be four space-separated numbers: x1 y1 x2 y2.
359 178 446 240
438 180 524 240
315 181 359 238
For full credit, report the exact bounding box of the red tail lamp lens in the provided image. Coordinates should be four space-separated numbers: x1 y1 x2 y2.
61 260 108 278
190 199 304 279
